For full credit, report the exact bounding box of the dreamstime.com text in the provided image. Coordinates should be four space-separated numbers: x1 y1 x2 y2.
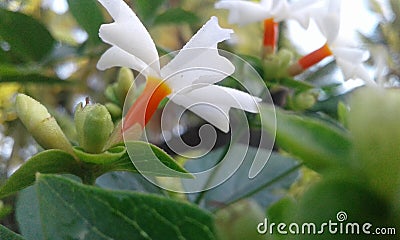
257 211 396 236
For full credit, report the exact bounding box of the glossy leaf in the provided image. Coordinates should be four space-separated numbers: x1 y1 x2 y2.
154 8 200 26
0 150 79 199
125 141 193 178
17 174 216 240
0 224 25 240
0 8 55 62
67 0 104 44
185 145 299 210
15 186 43 240
261 104 352 173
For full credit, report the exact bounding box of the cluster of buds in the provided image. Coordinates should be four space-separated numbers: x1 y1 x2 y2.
215 0 373 84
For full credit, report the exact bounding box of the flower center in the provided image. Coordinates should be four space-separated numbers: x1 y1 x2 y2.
123 76 172 131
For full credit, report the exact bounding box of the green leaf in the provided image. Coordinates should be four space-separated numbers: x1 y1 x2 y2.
19 174 216 239
16 186 44 240
131 0 166 24
0 73 71 84
0 150 79 199
73 146 126 164
125 141 193 178
185 145 299 210
261 104 352 173
0 224 25 240
349 87 400 201
154 8 200 26
277 78 315 91
0 9 55 62
67 0 104 45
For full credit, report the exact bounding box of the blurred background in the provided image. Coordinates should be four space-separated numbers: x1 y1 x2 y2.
0 0 399 232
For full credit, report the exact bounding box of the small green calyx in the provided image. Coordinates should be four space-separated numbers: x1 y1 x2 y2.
263 49 293 80
15 94 74 155
74 102 114 154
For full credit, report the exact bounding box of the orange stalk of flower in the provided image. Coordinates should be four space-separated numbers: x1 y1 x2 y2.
123 76 172 131
298 43 333 70
263 18 279 54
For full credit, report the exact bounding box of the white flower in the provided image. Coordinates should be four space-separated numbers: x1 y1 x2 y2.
97 0 261 133
311 0 373 82
215 0 319 28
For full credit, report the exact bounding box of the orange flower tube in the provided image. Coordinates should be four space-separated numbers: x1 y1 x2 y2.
123 76 172 131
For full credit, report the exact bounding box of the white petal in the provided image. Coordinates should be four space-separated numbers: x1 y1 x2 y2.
332 46 366 63
336 58 371 82
215 0 271 25
313 14 340 43
161 17 235 91
185 85 261 113
311 0 341 43
98 0 160 73
97 46 148 73
171 94 231 133
285 0 320 28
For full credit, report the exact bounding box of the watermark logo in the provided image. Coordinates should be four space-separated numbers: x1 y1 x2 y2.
257 211 396 236
123 49 276 193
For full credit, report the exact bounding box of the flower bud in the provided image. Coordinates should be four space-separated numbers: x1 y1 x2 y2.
105 102 122 121
263 49 293 80
290 91 318 111
15 94 74 155
74 103 114 153
115 67 134 105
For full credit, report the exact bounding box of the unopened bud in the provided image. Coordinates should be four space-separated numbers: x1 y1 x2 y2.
115 67 134 105
74 103 114 153
105 102 122 121
15 94 74 155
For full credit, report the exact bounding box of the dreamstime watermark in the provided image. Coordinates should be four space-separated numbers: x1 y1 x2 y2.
257 211 396 236
123 49 276 193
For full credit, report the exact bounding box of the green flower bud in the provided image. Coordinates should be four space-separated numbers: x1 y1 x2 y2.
105 102 122 121
15 94 74 155
115 67 134 105
263 49 293 80
289 91 318 111
75 103 114 153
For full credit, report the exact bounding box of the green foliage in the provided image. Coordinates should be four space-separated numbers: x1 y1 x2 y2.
16 174 216 240
349 87 400 201
0 224 25 240
131 0 166 25
67 0 104 45
0 150 79 199
125 141 192 178
261 105 352 172
0 141 190 198
154 8 200 26
0 8 55 62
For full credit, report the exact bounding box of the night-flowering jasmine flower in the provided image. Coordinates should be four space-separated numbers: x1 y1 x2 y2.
215 0 319 54
289 0 373 83
97 0 261 134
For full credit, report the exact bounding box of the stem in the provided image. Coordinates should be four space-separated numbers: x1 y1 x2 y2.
219 163 303 209
81 172 97 185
